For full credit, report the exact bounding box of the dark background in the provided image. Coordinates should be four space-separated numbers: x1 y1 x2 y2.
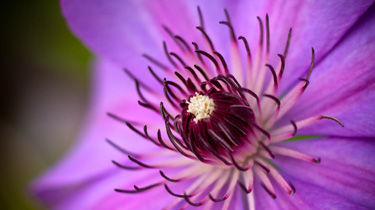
1 1 91 209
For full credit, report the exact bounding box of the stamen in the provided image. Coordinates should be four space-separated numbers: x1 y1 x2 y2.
174 35 192 52
277 54 285 79
197 6 204 29
266 14 270 53
112 160 140 170
160 170 180 182
184 66 201 84
123 68 155 93
219 9 236 41
184 192 205 206
238 36 252 61
128 155 154 168
257 17 264 46
283 28 292 58
106 139 140 157
209 194 227 202
148 66 163 84
115 183 161 194
191 42 205 65
265 64 278 86
196 26 215 52
213 51 229 74
300 48 315 89
194 64 210 81
239 182 252 194
162 25 185 52
270 146 321 163
164 184 189 198
195 50 221 74
263 94 281 109
163 41 178 68
169 52 186 67
230 153 249 171
321 115 344 127
142 54 169 71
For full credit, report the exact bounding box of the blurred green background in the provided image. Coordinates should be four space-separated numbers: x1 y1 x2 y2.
1 1 91 209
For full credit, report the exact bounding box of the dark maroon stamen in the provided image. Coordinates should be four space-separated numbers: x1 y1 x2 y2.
112 160 140 170
219 9 236 41
290 120 298 136
142 54 169 72
266 14 270 52
128 155 154 169
196 26 216 52
283 28 293 58
174 35 192 52
238 181 252 194
257 16 264 46
148 66 163 84
184 193 204 206
209 194 228 202
195 50 221 74
162 25 185 52
164 184 190 198
263 94 281 109
265 64 278 86
299 48 315 89
159 170 180 182
169 52 186 67
277 54 285 78
255 161 270 173
230 153 249 171
197 6 204 29
115 183 161 194
163 41 178 68
191 42 206 64
261 183 276 199
194 64 210 81
238 36 252 62
259 141 275 159
213 51 229 74
106 139 140 157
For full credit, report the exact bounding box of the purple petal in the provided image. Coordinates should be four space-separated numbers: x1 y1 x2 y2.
282 6 375 137
273 136 375 209
61 0 372 85
254 174 370 210
269 1 374 91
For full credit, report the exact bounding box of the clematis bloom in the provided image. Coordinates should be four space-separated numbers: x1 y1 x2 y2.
32 0 375 209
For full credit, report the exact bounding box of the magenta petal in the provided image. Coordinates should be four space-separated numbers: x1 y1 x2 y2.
34 169 176 209
273 137 375 209
31 59 163 206
282 6 375 137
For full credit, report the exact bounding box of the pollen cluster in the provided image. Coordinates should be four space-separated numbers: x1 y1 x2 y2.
187 93 215 122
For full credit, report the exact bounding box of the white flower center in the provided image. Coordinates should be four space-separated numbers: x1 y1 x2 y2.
187 93 215 123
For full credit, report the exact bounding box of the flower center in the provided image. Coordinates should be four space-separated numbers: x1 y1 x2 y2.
187 93 215 122
108 6 344 208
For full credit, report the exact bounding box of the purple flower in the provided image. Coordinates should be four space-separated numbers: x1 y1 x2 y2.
32 1 375 209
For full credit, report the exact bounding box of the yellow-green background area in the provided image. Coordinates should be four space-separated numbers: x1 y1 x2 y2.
1 1 91 209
